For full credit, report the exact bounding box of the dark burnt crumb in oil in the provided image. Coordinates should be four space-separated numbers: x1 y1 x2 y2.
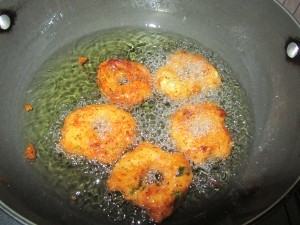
23 27 252 224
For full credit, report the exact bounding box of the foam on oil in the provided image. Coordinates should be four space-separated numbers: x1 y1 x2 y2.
23 28 252 224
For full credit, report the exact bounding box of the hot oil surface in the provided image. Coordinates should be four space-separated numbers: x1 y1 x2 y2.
24 28 252 224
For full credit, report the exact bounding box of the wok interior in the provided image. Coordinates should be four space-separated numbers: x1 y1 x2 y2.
0 0 299 224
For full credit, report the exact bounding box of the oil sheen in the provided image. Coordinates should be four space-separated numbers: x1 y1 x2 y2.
23 28 252 224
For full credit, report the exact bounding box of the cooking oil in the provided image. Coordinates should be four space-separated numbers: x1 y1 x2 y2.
23 27 252 224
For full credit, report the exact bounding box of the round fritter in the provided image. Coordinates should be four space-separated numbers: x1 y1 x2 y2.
107 142 193 223
155 51 221 100
59 104 136 165
97 58 152 107
170 102 233 164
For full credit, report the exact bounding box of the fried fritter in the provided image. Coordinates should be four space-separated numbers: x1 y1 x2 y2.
107 142 193 223
59 104 136 164
155 51 221 100
97 58 152 107
170 102 233 164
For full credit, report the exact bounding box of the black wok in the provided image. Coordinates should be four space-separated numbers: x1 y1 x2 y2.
0 0 299 224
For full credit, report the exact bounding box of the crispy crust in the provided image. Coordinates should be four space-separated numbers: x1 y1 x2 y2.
97 58 152 107
171 102 233 164
107 142 193 223
155 51 221 100
59 104 137 164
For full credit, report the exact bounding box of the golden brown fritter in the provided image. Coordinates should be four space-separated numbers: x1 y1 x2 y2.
97 58 152 107
170 102 233 164
59 104 137 165
155 51 221 100
107 142 193 223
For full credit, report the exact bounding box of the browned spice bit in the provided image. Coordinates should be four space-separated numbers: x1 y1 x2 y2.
25 143 36 160
78 56 89 65
24 104 33 112
70 195 77 201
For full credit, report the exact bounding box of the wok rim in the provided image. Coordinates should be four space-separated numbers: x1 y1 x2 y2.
243 177 300 224
0 178 299 224
0 201 35 225
0 0 300 224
